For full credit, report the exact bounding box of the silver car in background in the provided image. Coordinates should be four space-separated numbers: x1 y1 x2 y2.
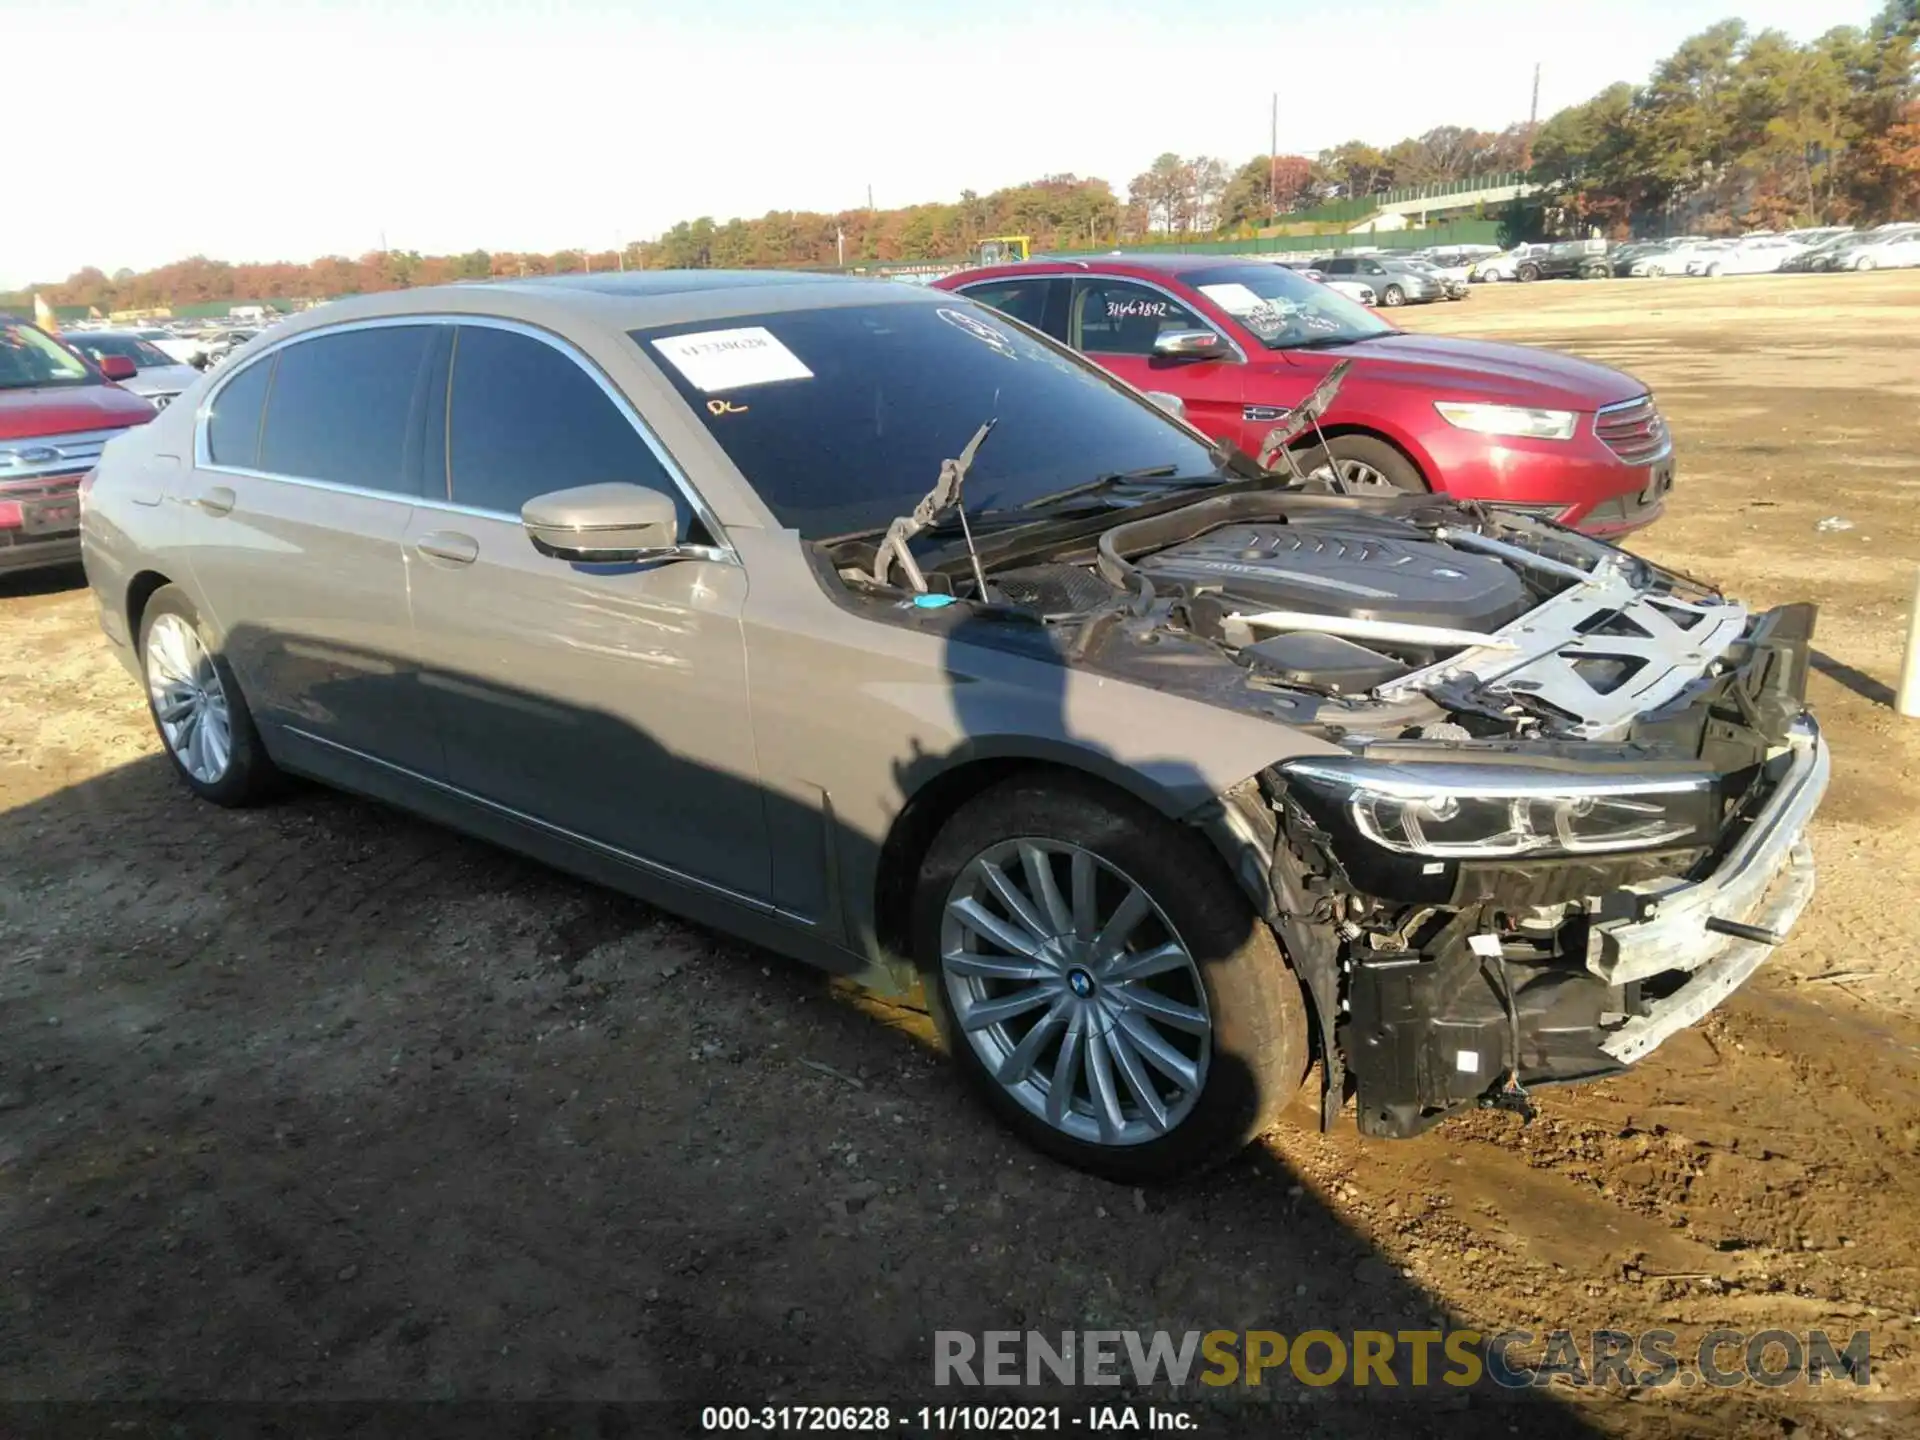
62 331 204 410
1316 255 1441 306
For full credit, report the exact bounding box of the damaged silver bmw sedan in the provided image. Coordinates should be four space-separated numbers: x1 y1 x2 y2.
80 272 1828 1181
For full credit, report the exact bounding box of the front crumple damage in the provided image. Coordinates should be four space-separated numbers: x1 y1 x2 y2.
830 470 1831 1138
1257 705 1827 1141
1157 515 1830 1137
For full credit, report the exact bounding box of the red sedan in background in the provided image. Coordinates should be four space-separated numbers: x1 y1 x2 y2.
933 254 1674 536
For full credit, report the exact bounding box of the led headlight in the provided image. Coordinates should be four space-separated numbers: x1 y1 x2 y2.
1281 758 1717 859
1433 402 1578 441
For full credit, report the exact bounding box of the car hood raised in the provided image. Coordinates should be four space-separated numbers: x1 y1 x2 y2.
0 383 157 440
1281 333 1646 409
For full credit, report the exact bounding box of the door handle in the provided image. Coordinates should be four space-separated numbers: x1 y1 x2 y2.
414 530 479 566
193 485 236 516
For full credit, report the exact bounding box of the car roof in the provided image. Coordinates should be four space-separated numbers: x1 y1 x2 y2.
985 252 1280 275
246 269 939 345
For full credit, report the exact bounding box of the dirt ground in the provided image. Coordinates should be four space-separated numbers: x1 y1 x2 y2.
5 273 1920 1437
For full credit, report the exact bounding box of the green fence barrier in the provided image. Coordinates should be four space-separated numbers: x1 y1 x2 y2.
1049 219 1503 259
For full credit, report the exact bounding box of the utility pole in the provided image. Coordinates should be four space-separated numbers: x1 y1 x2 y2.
1524 62 1541 168
867 184 874 214
1269 92 1278 220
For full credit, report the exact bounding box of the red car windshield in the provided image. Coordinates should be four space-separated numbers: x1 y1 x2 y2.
1175 264 1394 351
0 321 98 391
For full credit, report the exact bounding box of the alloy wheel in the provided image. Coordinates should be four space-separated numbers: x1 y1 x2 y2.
1309 456 1399 496
145 613 233 785
940 838 1211 1147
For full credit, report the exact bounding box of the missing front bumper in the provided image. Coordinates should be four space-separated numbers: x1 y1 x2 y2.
1344 716 1828 1139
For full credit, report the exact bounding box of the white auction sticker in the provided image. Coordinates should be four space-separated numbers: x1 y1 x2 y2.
650 326 814 393
1197 282 1268 316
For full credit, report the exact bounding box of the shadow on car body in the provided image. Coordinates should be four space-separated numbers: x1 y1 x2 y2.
0 620 1609 1435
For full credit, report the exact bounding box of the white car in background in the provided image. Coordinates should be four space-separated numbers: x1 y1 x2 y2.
1636 240 1726 277
1319 278 1378 306
1688 237 1810 276
1829 228 1920 271
1468 245 1545 282
1808 224 1912 270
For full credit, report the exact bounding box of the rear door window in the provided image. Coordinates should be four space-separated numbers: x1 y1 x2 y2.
257 326 435 495
205 355 274 469
956 278 1067 340
445 324 685 526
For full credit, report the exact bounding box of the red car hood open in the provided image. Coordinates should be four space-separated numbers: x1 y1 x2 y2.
1295 333 1648 409
0 384 156 441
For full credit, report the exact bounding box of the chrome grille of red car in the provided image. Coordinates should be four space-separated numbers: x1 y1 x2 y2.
0 427 126 488
1594 395 1670 466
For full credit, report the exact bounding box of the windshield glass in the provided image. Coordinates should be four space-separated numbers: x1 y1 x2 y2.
1174 264 1392 351
74 334 175 368
632 301 1220 540
0 321 94 390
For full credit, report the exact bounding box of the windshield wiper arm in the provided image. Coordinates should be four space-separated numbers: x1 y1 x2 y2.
1283 333 1381 350
1013 464 1183 511
865 419 997 594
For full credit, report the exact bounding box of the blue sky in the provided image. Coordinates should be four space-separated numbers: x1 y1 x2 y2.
6 0 1877 286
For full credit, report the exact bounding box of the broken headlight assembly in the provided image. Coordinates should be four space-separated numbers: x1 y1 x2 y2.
1281 758 1719 860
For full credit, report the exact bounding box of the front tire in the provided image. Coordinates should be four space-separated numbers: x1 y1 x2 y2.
1856 257 1876 272
1294 434 1427 497
139 585 282 806
912 775 1309 1182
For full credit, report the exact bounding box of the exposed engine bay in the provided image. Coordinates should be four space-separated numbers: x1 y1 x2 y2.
825 469 1825 1140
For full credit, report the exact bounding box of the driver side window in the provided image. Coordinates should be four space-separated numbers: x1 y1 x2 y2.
1071 280 1207 357
445 324 688 532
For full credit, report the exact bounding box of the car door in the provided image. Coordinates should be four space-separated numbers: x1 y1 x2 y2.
1067 277 1245 445
402 319 770 901
183 321 445 777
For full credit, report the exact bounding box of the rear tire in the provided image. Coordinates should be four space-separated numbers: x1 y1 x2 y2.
138 585 283 807
1380 284 1405 306
912 775 1310 1183
1517 263 1541 282
1856 257 1876 272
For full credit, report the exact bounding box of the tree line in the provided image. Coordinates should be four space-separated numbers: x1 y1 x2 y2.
1531 3 1918 232
14 3 1917 314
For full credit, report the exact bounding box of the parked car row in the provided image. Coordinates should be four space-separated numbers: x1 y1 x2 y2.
1467 224 1920 283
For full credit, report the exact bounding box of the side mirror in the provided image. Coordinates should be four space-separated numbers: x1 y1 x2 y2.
522 481 684 564
1150 329 1227 360
98 355 138 382
189 352 212 371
